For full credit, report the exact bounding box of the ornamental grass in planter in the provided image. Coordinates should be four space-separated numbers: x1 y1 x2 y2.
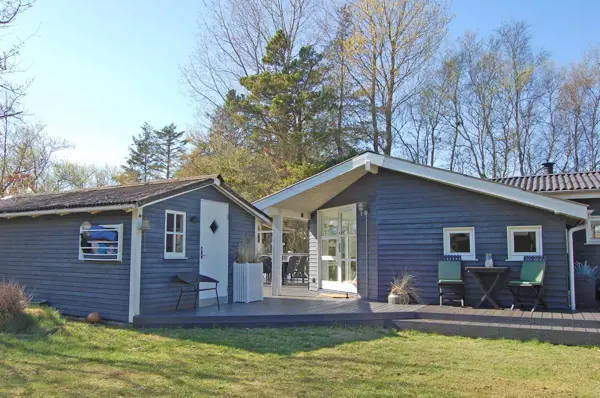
388 271 422 305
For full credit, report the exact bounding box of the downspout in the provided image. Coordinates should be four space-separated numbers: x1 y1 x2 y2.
358 202 369 299
568 222 586 311
365 210 369 299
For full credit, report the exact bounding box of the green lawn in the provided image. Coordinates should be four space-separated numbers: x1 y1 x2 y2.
1 308 600 397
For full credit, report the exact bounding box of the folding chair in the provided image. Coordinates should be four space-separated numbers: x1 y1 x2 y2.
438 255 465 306
507 256 547 312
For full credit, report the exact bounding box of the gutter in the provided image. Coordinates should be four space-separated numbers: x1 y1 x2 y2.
568 222 587 311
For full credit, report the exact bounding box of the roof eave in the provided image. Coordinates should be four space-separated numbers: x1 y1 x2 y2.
254 152 589 220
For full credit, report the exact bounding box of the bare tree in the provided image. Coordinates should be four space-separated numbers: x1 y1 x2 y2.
497 21 548 175
0 122 70 195
181 0 321 122
345 0 451 155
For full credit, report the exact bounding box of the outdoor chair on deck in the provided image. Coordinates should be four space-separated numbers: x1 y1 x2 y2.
507 256 547 312
175 272 220 311
260 256 272 283
438 255 465 306
286 256 300 283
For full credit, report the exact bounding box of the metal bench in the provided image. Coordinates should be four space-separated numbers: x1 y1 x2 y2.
175 272 220 311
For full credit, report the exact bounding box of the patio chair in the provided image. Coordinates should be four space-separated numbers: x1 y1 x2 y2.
295 256 309 285
286 256 300 284
260 256 272 283
438 255 465 306
507 256 547 312
175 272 220 311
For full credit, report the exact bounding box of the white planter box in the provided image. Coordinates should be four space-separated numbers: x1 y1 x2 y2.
233 262 264 303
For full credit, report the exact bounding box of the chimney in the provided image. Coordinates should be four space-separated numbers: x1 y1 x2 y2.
542 162 555 175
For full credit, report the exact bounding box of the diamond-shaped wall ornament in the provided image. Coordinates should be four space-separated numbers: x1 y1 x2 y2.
210 220 219 234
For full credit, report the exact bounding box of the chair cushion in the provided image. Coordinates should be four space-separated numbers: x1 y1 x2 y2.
520 261 545 283
438 279 465 284
508 280 541 286
438 260 462 281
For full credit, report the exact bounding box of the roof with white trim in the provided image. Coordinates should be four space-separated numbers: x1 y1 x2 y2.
254 152 588 220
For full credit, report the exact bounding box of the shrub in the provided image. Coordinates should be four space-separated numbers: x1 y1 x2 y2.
0 280 31 327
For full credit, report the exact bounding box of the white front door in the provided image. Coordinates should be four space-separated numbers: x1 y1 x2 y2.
199 200 229 303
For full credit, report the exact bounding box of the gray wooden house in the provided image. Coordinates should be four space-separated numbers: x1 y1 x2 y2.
0 176 269 322
254 152 593 311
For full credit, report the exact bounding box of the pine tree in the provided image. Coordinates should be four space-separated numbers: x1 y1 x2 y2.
155 123 186 179
123 123 159 183
226 30 335 166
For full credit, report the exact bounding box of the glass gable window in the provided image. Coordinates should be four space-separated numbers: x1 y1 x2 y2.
79 223 123 262
165 210 186 259
443 227 476 261
507 226 542 261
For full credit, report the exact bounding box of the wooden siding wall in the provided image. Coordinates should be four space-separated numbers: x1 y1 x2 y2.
313 169 571 308
0 211 131 321
140 186 255 314
313 174 379 299
373 169 570 308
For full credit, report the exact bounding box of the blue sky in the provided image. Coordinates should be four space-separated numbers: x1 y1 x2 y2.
9 0 600 167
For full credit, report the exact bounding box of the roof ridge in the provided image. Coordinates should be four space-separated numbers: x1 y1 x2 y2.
2 175 219 199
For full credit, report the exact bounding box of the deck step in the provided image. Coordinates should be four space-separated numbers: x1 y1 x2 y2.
392 318 600 346
415 309 600 329
134 311 416 328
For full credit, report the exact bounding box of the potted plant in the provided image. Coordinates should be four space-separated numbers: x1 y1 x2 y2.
388 271 422 305
233 235 263 303
574 261 599 309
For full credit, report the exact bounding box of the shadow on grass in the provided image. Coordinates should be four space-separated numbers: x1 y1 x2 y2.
135 324 401 355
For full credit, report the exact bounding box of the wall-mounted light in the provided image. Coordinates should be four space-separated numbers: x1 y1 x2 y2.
357 202 368 216
137 216 151 232
190 216 199 224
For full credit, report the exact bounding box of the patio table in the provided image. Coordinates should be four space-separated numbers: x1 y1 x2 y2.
465 267 509 309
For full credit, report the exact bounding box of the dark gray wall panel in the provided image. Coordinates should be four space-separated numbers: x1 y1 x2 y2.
373 169 569 309
140 186 255 314
0 211 131 321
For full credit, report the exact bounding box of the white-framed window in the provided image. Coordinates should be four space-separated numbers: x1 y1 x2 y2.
164 210 186 259
443 227 476 261
586 216 600 245
79 223 123 262
506 225 542 261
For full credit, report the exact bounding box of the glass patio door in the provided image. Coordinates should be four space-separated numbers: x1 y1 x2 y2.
319 205 357 293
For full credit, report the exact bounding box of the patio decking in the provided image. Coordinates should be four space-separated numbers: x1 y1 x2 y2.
133 293 600 345
133 297 421 327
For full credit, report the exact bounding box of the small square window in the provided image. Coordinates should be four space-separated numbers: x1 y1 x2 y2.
586 216 600 244
507 226 542 261
443 227 476 261
593 224 600 239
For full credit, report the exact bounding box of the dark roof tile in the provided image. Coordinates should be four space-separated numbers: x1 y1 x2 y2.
492 171 600 192
0 176 218 214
